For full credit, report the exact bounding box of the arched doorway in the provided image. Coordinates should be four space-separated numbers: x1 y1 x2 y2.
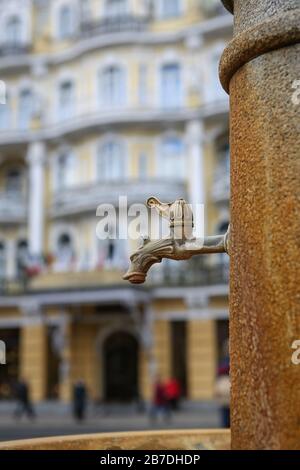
103 331 138 402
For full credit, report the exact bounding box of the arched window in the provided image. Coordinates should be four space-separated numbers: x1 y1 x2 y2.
97 237 126 269
58 80 74 120
97 219 127 269
56 233 74 270
105 0 128 17
58 5 74 38
55 152 74 190
160 63 181 108
0 242 6 278
100 66 125 108
160 136 185 179
5 168 23 195
5 16 22 46
97 140 125 181
160 0 181 18
18 89 33 129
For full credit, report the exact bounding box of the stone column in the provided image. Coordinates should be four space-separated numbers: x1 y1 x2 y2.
20 302 48 402
187 319 216 400
58 319 73 402
26 141 46 257
220 0 300 449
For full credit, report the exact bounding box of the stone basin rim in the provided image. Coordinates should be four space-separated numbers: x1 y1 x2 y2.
0 429 231 450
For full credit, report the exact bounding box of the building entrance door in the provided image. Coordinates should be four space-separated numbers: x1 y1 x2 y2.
103 332 138 402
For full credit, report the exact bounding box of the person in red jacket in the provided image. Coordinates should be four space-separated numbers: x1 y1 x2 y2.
149 376 170 424
165 378 181 411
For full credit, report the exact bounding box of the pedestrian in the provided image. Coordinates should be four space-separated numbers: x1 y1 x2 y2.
165 377 181 411
14 378 35 420
215 339 230 428
149 376 170 424
73 379 87 422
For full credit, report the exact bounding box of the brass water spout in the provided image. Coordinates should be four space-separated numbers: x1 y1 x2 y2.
123 197 230 284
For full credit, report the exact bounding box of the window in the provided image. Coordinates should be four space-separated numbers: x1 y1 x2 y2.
58 80 74 120
16 240 28 277
138 153 148 179
18 89 33 129
5 16 22 46
138 64 148 106
213 139 230 203
218 142 230 173
5 168 23 194
81 0 91 21
160 0 181 18
58 5 74 38
0 242 6 278
97 233 126 269
160 136 185 179
0 92 10 130
55 153 74 190
97 141 125 181
160 63 181 108
210 50 227 102
56 233 74 270
100 66 125 108
105 0 128 17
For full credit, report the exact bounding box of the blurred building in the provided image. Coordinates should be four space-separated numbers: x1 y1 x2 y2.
0 0 231 403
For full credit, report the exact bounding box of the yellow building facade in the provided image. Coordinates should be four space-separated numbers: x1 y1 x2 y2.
0 0 231 404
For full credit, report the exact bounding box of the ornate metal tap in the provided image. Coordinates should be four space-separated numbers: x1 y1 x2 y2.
123 197 230 284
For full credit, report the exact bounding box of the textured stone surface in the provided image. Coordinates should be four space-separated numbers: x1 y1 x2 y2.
220 10 300 93
221 0 300 450
223 1 299 34
0 430 230 451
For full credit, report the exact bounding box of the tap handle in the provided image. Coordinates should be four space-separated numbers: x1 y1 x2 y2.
147 197 172 221
147 197 194 231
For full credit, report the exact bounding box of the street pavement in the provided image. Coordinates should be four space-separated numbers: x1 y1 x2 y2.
0 401 221 442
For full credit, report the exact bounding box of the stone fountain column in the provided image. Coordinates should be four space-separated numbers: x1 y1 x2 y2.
220 0 300 449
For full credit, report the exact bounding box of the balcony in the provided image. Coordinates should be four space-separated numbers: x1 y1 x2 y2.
0 191 27 224
50 179 187 218
0 43 31 57
211 167 230 203
0 260 228 298
80 15 149 38
0 100 229 147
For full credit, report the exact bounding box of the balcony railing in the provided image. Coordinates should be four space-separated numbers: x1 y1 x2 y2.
80 15 149 38
149 257 229 287
0 260 228 296
0 276 28 295
0 43 31 57
50 179 187 217
0 191 27 223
